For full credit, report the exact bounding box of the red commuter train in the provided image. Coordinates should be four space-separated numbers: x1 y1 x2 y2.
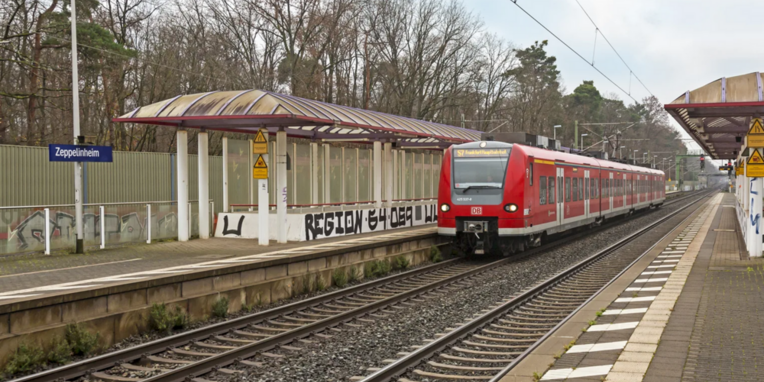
437 140 665 255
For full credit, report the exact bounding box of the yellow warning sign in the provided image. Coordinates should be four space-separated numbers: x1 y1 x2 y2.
748 149 764 164
747 149 764 176
253 154 268 179
748 118 764 147
749 118 764 134
253 130 268 154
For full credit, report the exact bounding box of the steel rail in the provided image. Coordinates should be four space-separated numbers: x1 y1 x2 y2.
360 192 712 382
11 191 703 382
486 192 711 382
10 245 457 382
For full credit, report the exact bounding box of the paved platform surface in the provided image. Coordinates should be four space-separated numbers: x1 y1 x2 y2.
528 192 764 382
0 225 436 296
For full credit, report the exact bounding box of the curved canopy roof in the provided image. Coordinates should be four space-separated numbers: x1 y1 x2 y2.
114 90 481 147
665 72 764 159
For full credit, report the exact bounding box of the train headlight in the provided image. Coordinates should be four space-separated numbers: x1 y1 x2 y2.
440 203 450 212
504 203 518 213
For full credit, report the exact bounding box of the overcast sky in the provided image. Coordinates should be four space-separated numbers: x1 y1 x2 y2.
466 0 762 158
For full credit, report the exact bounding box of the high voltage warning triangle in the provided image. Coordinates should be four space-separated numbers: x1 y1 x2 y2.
749 118 764 134
254 130 267 143
254 155 267 168
748 149 764 164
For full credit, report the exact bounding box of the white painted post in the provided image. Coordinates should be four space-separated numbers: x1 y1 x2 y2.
177 129 189 242
249 138 254 211
393 150 398 201
146 204 152 244
750 176 763 257
277 129 288 243
384 142 393 207
99 205 106 249
222 137 229 212
373 141 382 207
198 131 210 239
311 142 319 204
259 128 270 246
324 144 331 203
70 0 84 254
44 208 51 255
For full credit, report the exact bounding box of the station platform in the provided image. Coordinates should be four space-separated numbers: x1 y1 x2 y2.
506 192 764 382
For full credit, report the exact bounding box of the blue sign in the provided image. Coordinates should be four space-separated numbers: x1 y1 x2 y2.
48 144 113 162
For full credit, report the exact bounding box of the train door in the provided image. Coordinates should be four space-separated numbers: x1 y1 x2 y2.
557 167 564 224
584 170 590 218
622 173 627 208
609 172 614 211
636 175 640 204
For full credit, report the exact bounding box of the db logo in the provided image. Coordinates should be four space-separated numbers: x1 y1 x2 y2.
471 207 482 215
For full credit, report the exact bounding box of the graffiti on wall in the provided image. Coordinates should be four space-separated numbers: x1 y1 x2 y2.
1 209 179 253
304 204 438 241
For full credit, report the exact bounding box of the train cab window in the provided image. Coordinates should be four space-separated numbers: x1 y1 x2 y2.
585 178 589 200
565 177 571 202
549 177 556 204
539 177 547 205
572 178 578 201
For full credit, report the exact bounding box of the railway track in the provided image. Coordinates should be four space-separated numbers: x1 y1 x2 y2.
357 191 712 382
12 191 707 382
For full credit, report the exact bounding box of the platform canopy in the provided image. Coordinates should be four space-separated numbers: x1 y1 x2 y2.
665 72 764 160
114 90 480 148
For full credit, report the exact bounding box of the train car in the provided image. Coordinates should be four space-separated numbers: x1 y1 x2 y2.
437 140 665 255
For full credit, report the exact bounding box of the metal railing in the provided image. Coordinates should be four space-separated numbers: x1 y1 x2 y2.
1 200 213 256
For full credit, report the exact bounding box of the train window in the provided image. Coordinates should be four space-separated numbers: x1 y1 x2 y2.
558 176 563 202
572 178 578 201
605 179 610 197
453 150 510 189
549 177 556 204
585 178 589 200
565 177 571 202
540 177 547 205
579 178 584 200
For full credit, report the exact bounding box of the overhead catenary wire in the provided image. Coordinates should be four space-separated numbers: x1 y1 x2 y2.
508 0 644 103
573 0 655 98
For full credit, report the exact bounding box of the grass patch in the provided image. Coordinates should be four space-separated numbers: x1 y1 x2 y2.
3 343 45 376
430 245 443 263
46 337 71 365
149 303 189 335
392 255 410 270
212 296 229 318
314 274 327 292
65 323 99 356
332 268 348 288
364 260 392 279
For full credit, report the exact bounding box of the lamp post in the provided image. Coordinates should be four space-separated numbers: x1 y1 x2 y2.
580 134 588 151
633 149 639 165
71 0 84 254
643 152 648 163
553 125 562 140
620 146 626 159
653 155 657 168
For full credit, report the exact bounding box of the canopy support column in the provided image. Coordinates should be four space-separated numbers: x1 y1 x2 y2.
374 141 382 208
384 142 393 207
324 144 331 203
277 129 288 243
177 129 189 242
311 142 319 204
222 137 229 212
198 130 210 239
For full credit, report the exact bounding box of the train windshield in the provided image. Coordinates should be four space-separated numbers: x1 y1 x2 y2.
452 149 510 189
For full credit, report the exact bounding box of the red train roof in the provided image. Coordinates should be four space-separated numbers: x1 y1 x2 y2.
514 144 665 176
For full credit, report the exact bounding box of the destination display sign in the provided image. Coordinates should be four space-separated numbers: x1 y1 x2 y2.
455 149 509 158
49 144 113 162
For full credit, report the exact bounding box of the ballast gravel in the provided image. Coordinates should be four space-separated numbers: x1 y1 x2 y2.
209 196 707 382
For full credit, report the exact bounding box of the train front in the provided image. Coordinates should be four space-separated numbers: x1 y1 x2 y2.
437 141 514 255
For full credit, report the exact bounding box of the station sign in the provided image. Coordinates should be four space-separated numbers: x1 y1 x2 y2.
746 148 764 177
253 154 268 179
455 148 509 157
49 144 113 162
747 118 764 148
253 130 268 154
